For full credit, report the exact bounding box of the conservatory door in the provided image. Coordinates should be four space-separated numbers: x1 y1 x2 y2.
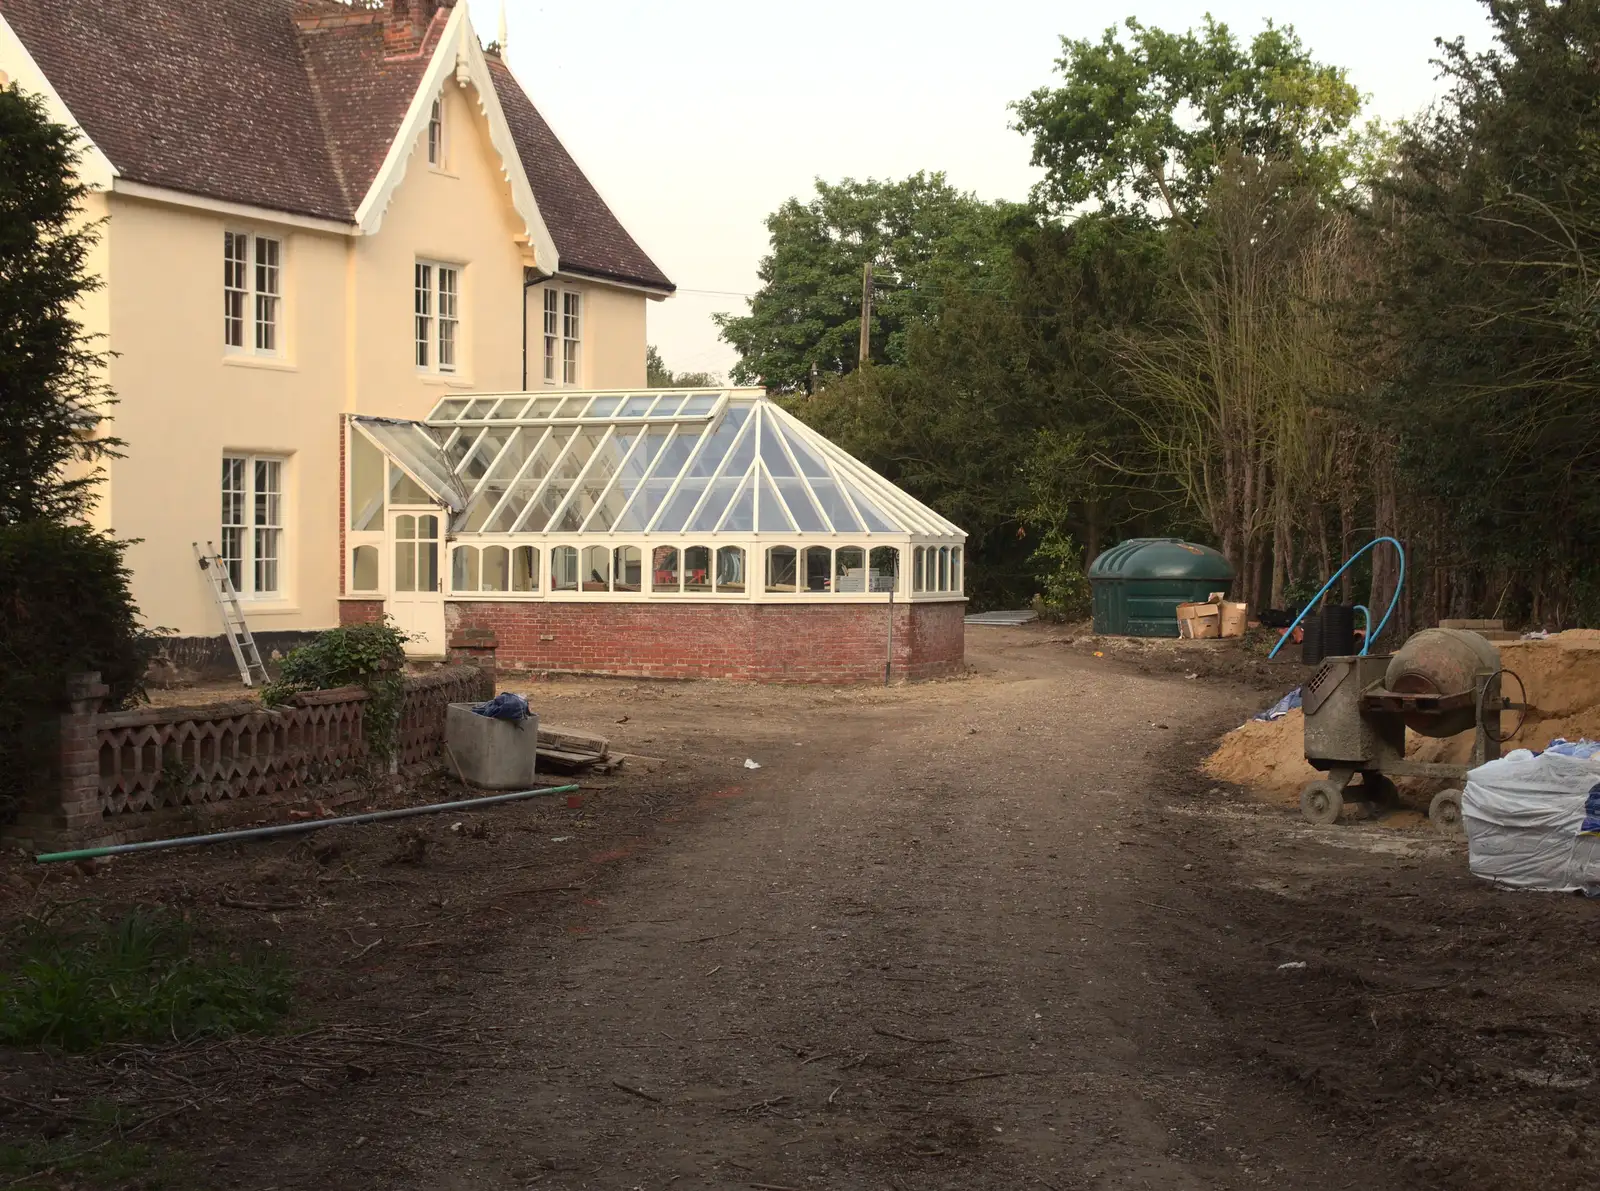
387 512 445 657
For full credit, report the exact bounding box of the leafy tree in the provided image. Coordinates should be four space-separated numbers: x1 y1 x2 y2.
798 285 1029 581
645 344 720 388
0 521 156 821
734 8 1600 627
1112 156 1342 607
766 20 1375 607
1013 16 1363 220
717 173 1028 392
1366 0 1600 625
1005 213 1180 562
0 88 149 822
799 214 1180 607
0 84 118 523
1028 531 1092 622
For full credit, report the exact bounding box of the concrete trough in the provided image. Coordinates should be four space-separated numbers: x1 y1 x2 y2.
445 703 539 789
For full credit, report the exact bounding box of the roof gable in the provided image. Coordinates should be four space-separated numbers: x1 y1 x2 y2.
348 3 558 272
0 0 671 290
296 6 428 215
491 60 674 293
0 8 115 188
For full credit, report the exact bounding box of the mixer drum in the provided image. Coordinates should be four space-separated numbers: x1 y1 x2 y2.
1383 628 1502 738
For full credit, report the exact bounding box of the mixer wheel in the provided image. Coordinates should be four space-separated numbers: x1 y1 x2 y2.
1429 788 1466 837
1300 780 1345 825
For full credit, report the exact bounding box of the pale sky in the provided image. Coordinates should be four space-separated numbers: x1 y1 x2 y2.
469 0 1496 381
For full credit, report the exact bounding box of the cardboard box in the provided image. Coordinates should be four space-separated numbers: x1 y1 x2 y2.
1176 602 1221 639
1218 601 1248 638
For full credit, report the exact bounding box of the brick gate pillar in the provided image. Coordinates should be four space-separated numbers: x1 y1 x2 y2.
5 671 107 852
55 672 109 846
448 628 498 692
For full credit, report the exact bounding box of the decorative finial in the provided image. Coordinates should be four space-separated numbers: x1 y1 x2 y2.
497 0 509 54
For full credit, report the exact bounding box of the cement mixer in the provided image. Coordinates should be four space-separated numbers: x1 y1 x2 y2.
1300 628 1526 832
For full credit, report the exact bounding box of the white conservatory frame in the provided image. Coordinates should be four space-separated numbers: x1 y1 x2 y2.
343 388 967 606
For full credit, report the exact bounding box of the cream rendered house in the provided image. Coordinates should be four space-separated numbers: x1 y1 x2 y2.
0 0 673 662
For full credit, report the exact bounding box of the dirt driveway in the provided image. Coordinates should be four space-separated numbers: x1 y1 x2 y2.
5 627 1596 1190
277 630 1400 1190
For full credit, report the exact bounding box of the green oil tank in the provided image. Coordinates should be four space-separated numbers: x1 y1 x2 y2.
1088 538 1236 637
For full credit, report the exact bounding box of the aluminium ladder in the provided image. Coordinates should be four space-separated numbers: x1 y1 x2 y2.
194 541 270 687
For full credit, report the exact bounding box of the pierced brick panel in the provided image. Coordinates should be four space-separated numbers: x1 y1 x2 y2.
92 665 490 819
96 691 370 817
395 665 492 769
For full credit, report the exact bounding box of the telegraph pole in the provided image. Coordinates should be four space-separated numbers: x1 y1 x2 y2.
858 261 874 368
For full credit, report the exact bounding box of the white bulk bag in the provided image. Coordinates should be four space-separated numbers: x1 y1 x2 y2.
1462 751 1600 893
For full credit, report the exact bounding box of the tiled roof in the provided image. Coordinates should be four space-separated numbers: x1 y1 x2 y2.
297 10 439 217
2 0 351 221
490 59 674 293
0 0 673 290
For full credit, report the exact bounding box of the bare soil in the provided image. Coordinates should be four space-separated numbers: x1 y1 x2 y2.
1204 626 1600 802
2 625 1596 1189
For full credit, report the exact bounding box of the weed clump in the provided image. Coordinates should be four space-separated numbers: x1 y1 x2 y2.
0 910 292 1051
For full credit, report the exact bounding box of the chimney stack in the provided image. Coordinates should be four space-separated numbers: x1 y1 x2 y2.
382 0 454 57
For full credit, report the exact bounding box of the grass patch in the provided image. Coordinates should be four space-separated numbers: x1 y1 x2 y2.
0 1125 172 1191
0 910 292 1051
0 1100 188 1189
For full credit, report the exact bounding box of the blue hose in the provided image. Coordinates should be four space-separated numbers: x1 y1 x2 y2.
1267 537 1407 660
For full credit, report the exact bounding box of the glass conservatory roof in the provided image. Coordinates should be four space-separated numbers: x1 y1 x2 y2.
351 390 963 539
356 416 470 513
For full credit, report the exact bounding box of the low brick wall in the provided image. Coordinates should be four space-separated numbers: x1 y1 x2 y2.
339 598 386 626
445 599 966 683
5 665 491 853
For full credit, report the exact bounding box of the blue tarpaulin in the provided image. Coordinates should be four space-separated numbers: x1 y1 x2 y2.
1545 738 1600 760
1254 687 1303 722
473 692 529 726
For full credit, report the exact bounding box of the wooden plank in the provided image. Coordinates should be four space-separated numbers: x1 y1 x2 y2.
537 726 610 756
536 747 606 774
537 747 601 765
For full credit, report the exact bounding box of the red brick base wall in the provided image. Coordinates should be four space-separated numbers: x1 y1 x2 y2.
445 600 966 683
339 599 386 626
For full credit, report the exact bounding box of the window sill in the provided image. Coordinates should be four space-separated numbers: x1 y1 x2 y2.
240 601 301 616
224 354 297 373
418 372 474 388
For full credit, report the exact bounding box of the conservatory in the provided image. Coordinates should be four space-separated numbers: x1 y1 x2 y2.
342 388 968 682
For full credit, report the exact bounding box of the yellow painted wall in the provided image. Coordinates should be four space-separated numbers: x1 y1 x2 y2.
346 79 531 420
520 278 649 391
82 71 653 639
102 194 348 639
582 283 648 389
70 189 116 534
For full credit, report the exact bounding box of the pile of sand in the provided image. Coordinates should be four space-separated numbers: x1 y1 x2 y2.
1202 709 1321 804
1206 630 1600 802
1498 632 1600 747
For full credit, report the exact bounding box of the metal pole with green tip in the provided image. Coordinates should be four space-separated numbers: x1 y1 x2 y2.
34 784 581 864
